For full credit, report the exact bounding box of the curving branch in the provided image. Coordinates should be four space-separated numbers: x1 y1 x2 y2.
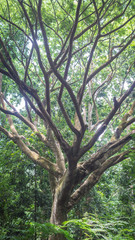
78 34 100 105
0 15 33 42
18 0 51 115
111 100 135 141
0 96 60 177
56 0 74 22
101 15 135 37
93 0 101 32
0 33 71 155
38 0 85 132
86 34 135 85
58 97 80 136
64 0 82 81
101 0 132 30
78 81 135 158
73 132 134 189
67 148 133 211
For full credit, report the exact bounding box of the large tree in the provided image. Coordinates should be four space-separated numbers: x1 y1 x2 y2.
0 0 135 239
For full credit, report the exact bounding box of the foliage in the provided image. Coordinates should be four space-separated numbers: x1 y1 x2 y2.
0 136 52 239
0 1 135 240
67 155 135 239
27 221 73 240
63 213 135 240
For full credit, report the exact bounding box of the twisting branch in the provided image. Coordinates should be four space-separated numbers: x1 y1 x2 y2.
24 44 34 83
79 3 95 22
78 81 135 158
57 0 83 137
0 41 20 81
73 131 134 190
0 83 61 176
0 5 71 154
13 134 61 177
78 34 100 105
18 0 51 115
53 28 73 66
19 87 71 153
92 0 101 32
74 0 105 40
79 1 93 17
0 15 33 42
1 67 70 153
101 0 132 30
99 0 114 21
50 40 93 76
0 68 13 79
0 96 36 131
101 15 135 37
74 19 98 40
86 35 135 84
83 132 134 173
92 72 113 121
68 147 133 211
0 91 47 148
43 21 63 45
56 0 74 22
77 0 134 105
38 0 85 132
57 97 80 136
64 0 82 81
111 100 135 141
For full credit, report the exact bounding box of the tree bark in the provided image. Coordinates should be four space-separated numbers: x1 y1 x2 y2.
49 192 67 240
48 168 75 240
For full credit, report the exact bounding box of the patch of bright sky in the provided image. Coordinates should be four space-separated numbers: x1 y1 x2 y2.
16 98 25 111
7 95 25 111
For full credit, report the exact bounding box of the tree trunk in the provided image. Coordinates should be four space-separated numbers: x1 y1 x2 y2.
48 168 75 240
48 193 67 240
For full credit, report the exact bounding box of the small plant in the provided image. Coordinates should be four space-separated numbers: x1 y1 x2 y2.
63 213 135 240
26 221 73 240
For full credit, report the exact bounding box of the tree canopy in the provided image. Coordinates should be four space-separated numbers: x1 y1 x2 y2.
0 0 135 239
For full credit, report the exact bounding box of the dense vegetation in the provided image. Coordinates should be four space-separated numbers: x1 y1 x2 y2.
0 139 135 239
0 0 135 239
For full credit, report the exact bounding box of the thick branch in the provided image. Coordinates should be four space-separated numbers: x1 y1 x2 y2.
74 131 134 187
68 148 133 211
0 37 20 80
0 33 70 153
13 135 61 177
0 120 60 177
46 128 66 174
0 126 13 138
0 68 14 79
0 91 59 176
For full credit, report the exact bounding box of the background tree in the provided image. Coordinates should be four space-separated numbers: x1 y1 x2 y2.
0 0 135 239
0 135 52 239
